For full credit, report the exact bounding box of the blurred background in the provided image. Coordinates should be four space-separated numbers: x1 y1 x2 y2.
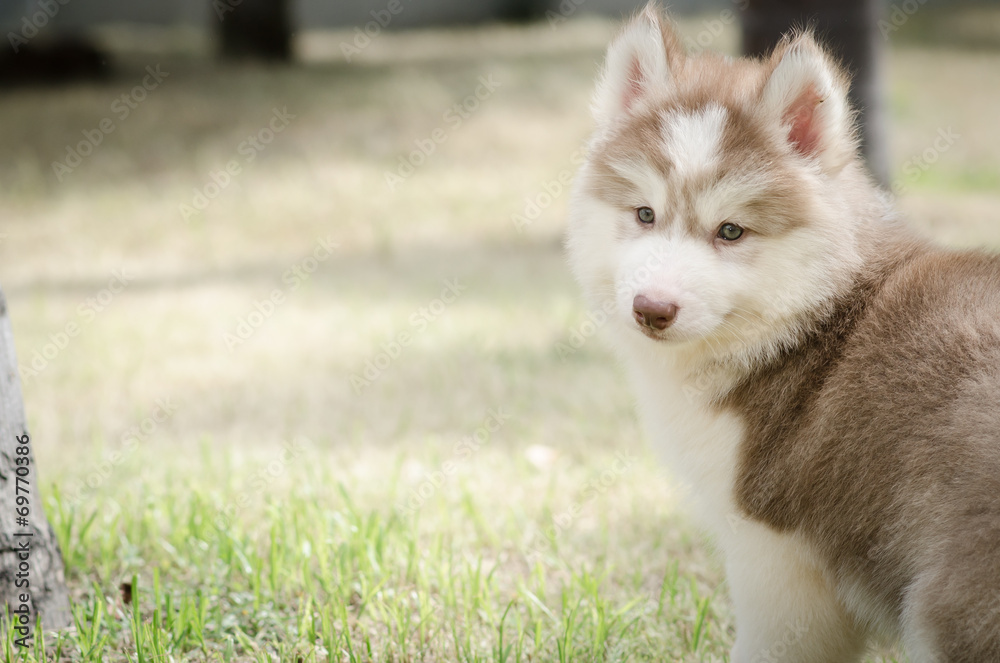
1 0 998 660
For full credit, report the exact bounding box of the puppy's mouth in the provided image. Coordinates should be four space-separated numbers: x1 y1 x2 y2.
634 323 668 340
631 313 677 341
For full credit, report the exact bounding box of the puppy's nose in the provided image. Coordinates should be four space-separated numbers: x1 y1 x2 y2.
632 295 678 330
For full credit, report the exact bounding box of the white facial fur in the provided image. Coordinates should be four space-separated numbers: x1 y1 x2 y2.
661 104 726 179
567 15 866 369
613 227 738 342
569 146 861 372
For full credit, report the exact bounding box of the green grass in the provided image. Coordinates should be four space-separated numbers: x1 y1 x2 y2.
1 9 999 663
7 445 731 662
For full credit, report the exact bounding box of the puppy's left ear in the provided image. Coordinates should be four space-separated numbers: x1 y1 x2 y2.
760 33 857 174
592 3 684 128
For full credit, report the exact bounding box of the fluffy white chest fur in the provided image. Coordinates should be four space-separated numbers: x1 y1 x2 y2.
622 344 875 662
622 346 741 536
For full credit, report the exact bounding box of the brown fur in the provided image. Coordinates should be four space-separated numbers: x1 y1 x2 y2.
723 232 1000 654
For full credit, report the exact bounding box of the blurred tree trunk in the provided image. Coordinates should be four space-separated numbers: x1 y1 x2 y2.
217 0 292 61
0 290 71 635
741 0 889 186
499 0 539 22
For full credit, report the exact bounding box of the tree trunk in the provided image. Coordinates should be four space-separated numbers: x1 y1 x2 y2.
741 0 890 187
0 289 71 636
216 0 292 61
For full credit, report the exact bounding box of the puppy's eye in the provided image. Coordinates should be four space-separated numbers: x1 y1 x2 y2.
636 207 655 224
717 222 744 241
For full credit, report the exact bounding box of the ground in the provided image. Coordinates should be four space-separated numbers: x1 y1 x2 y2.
0 8 998 662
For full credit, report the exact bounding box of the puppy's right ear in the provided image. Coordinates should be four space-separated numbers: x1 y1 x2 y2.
592 3 683 128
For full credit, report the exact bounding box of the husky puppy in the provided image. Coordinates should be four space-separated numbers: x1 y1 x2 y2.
566 5 1000 661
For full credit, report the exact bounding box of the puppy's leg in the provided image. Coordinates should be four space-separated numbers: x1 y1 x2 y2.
725 523 865 663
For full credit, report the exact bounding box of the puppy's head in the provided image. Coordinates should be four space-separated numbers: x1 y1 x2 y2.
567 4 868 362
